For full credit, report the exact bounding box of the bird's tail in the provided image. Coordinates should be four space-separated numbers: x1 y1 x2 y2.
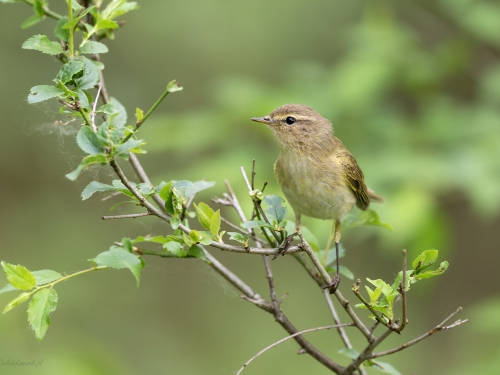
368 187 385 203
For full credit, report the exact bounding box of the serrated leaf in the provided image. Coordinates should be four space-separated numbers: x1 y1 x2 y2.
365 285 382 303
414 261 449 279
166 80 183 93
412 249 438 273
76 126 103 155
93 248 143 287
79 40 108 54
210 209 221 237
22 35 63 55
28 85 64 104
193 202 213 230
170 217 180 230
74 56 99 90
54 17 70 42
264 195 287 224
3 292 31 314
108 97 127 127
96 103 116 115
56 59 86 83
187 245 209 262
28 288 58 341
65 154 107 181
21 14 43 29
61 6 95 30
1 262 36 290
338 348 359 360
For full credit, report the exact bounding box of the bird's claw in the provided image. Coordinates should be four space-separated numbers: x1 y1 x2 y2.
272 232 297 260
323 274 341 294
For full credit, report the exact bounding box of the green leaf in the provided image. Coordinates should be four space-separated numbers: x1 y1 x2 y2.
93 247 143 287
135 108 144 122
132 235 168 245
61 6 95 30
342 209 392 231
365 285 382 303
32 270 62 285
1 262 36 290
96 103 117 115
173 180 216 199
65 154 108 181
21 14 43 29
74 88 90 108
79 40 109 54
28 85 64 104
166 80 183 93
241 220 274 229
170 217 180 230
28 288 58 341
74 56 100 90
56 59 86 83
101 0 139 20
187 245 209 262
109 97 127 127
412 249 438 273
164 241 185 257
159 181 175 214
414 261 449 279
210 209 221 237
339 265 354 280
264 195 287 224
338 348 359 360
95 19 119 31
81 181 115 200
372 361 402 375
54 17 70 42
193 202 214 230
76 126 103 155
3 292 31 314
189 230 202 243
115 139 146 157
228 232 249 246
22 35 63 55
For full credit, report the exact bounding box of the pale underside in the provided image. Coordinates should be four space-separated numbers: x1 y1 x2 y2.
274 150 357 222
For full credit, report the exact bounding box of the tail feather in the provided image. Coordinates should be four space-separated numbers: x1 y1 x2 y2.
367 187 385 203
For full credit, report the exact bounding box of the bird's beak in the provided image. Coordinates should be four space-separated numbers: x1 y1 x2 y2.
250 116 271 125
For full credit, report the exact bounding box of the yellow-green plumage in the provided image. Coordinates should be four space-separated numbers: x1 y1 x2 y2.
251 103 383 292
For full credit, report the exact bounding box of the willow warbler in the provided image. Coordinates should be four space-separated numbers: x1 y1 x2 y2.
251 104 383 292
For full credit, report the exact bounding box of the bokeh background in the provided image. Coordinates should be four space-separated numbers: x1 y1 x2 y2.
1 0 500 374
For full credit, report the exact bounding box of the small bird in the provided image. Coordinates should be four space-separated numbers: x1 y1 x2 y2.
251 104 383 293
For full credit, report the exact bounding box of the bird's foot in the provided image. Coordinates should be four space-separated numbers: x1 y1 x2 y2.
273 232 297 260
323 274 341 294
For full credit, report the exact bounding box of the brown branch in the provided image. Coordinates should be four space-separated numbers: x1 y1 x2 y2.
394 249 408 333
102 212 150 220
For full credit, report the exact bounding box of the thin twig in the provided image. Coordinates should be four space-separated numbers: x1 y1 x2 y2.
236 324 354 375
323 289 353 349
395 249 408 333
102 212 150 220
90 85 101 132
352 279 392 328
370 307 468 359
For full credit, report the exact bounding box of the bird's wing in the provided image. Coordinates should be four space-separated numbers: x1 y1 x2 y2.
337 151 370 210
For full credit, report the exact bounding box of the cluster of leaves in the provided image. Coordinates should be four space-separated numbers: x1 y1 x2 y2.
354 250 449 323
0 243 143 340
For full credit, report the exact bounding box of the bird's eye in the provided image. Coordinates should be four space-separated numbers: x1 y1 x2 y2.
285 116 296 125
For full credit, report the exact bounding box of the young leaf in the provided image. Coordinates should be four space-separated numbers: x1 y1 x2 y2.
22 35 63 55
414 261 449 279
228 232 249 247
166 80 183 93
61 6 95 30
109 97 127 128
412 249 439 273
21 14 43 29
135 108 144 122
372 361 402 375
74 56 100 90
93 247 143 287
164 241 185 257
81 181 116 200
65 154 108 181
241 220 274 229
28 288 58 341
32 270 63 285
54 17 70 42
170 217 180 230
79 40 109 54
96 103 117 115
187 245 209 262
338 348 359 360
3 292 31 314
193 202 214 230
1 262 36 290
210 209 221 237
339 265 354 280
76 126 103 155
115 139 146 157
132 235 168 245
173 180 216 199
56 59 85 83
28 85 64 104
264 195 287 224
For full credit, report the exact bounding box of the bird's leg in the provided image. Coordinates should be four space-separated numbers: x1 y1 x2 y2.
273 214 301 260
324 220 341 294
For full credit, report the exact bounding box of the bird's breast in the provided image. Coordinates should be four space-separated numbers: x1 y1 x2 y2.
274 151 356 221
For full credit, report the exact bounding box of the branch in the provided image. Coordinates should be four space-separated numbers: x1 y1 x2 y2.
370 307 468 359
394 249 408 333
323 289 353 349
236 324 354 375
102 212 150 220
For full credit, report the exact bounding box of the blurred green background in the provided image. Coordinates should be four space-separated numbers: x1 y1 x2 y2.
1 0 500 374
